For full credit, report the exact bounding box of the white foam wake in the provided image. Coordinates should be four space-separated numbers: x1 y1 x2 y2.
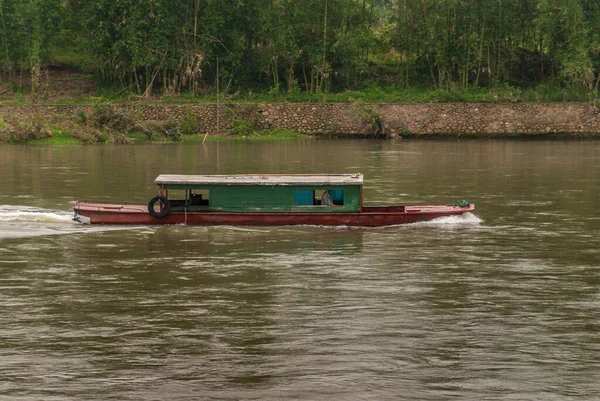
416 212 482 226
0 205 148 239
0 205 74 224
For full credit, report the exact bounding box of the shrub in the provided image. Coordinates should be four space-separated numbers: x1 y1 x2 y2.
180 107 198 135
166 130 182 141
109 133 131 144
141 118 181 141
0 120 7 142
73 109 87 125
353 105 384 136
0 116 51 143
54 119 100 143
89 104 135 132
162 117 181 141
231 119 255 137
70 126 101 143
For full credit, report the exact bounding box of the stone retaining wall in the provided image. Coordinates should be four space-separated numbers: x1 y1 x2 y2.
1 102 598 136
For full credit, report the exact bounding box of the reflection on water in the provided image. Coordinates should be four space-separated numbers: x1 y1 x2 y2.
0 140 599 400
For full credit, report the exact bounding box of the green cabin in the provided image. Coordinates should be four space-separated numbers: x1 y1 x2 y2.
154 174 364 213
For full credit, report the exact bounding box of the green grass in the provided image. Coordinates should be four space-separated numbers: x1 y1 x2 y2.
27 127 83 145
181 129 311 143
216 83 598 104
181 134 215 142
3 82 597 105
126 131 150 143
240 128 310 140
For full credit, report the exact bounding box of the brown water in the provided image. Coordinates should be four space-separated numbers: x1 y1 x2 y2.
0 139 599 400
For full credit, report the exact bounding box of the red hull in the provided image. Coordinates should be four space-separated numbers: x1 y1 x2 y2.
73 201 475 227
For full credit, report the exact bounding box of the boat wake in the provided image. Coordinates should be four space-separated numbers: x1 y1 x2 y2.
0 205 75 224
414 212 482 227
0 205 140 239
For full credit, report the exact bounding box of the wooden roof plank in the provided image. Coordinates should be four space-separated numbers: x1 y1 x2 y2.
155 174 363 186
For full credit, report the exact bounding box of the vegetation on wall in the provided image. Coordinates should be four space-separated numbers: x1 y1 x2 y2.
0 0 599 99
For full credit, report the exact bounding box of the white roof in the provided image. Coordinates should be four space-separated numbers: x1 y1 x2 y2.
155 173 363 186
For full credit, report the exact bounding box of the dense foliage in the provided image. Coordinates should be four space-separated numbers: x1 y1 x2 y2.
0 0 599 97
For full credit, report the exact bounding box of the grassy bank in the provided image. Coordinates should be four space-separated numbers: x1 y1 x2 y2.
1 89 598 145
2 119 596 146
0 111 311 145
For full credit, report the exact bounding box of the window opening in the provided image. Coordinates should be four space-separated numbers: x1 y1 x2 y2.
330 189 344 205
295 189 344 206
189 189 210 206
294 190 313 206
318 190 333 206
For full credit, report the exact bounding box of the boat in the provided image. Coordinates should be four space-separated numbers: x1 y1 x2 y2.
73 173 475 226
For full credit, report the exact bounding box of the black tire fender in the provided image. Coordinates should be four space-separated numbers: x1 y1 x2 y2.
148 195 171 218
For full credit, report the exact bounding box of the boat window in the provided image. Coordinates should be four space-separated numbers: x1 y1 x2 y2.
294 190 313 206
295 189 344 206
316 190 332 206
190 189 210 206
330 189 344 205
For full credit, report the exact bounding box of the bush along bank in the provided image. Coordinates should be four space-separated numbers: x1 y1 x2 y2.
0 105 182 144
0 104 314 145
1 102 599 144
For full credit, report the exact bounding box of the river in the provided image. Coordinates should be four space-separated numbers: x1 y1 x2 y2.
0 139 599 400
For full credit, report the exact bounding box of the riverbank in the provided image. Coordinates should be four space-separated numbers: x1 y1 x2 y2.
1 101 599 145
